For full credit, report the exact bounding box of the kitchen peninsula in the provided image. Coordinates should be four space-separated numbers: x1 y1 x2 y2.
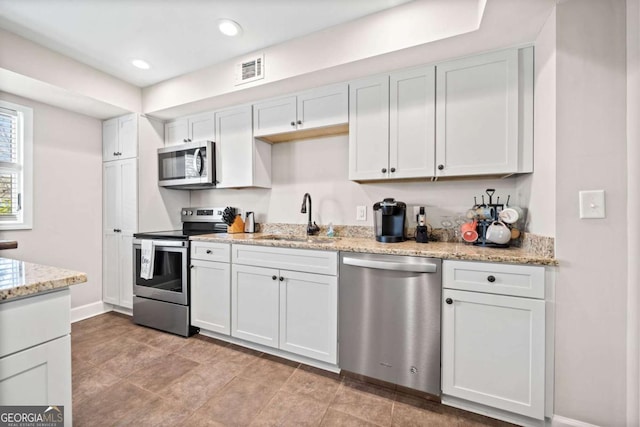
0 257 87 427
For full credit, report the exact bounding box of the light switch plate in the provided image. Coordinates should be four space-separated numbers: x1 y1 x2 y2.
356 205 367 221
579 190 606 219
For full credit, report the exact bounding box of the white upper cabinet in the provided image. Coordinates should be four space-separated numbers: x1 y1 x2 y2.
253 83 348 142
390 66 436 179
348 75 390 180
435 47 533 177
102 113 138 161
215 105 271 189
164 112 215 146
349 66 435 181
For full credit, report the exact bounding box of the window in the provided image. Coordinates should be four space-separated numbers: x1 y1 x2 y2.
0 100 32 230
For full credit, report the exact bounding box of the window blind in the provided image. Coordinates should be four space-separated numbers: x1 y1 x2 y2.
0 107 21 219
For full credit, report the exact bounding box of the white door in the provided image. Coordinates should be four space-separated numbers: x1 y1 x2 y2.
297 83 348 130
279 270 337 363
0 336 72 426
348 75 390 180
164 119 189 146
215 106 253 188
231 264 279 347
118 233 134 309
441 289 545 419
435 49 519 177
188 112 216 142
102 232 120 306
102 117 118 161
390 66 436 179
118 113 138 159
119 158 138 233
252 96 297 137
191 260 231 335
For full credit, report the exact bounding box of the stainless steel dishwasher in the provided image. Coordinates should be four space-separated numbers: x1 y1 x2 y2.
339 253 442 396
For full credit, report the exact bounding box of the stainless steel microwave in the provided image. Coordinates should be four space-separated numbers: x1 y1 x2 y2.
158 140 216 189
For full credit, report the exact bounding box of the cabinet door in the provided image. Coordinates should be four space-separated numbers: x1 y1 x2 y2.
231 264 279 347
102 162 120 233
102 118 119 161
0 336 72 426
119 158 138 233
191 260 231 335
215 106 254 188
253 96 297 137
435 49 518 177
102 232 120 306
297 83 348 130
118 233 134 309
390 66 436 179
348 75 390 180
442 289 545 419
164 119 189 146
118 113 138 159
188 112 216 142
279 270 337 363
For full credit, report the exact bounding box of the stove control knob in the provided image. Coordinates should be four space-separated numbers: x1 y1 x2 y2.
182 210 187 216
188 210 193 215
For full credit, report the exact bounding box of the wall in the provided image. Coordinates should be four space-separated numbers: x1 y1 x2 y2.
0 29 140 118
554 1 628 425
191 135 519 229
627 0 640 424
516 8 556 237
0 92 103 310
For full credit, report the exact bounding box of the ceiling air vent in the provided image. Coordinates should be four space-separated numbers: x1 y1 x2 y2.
235 54 264 85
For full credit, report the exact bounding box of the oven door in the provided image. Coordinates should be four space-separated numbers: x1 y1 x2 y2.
133 239 188 305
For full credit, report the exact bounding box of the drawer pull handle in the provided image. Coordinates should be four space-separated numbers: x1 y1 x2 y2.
445 298 453 305
272 275 277 280
487 275 496 283
206 249 212 254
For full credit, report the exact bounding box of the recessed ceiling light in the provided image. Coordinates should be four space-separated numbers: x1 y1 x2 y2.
218 19 242 37
132 59 150 70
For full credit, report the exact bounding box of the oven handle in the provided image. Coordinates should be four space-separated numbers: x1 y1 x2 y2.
133 239 188 247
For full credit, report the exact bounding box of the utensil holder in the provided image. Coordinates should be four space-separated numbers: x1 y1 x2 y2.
228 215 245 234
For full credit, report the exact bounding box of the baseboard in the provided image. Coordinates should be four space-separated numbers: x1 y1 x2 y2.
70 301 112 323
552 415 601 427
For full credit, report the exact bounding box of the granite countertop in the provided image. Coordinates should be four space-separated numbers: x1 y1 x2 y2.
191 233 558 266
0 257 87 302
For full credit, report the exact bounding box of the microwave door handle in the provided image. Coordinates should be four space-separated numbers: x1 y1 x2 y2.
193 148 203 176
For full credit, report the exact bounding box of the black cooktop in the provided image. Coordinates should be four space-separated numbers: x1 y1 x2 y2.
134 223 228 240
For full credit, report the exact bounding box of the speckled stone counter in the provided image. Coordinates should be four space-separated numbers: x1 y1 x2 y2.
0 257 87 302
191 233 558 266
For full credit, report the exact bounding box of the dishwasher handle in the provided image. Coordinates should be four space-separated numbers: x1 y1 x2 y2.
342 256 438 273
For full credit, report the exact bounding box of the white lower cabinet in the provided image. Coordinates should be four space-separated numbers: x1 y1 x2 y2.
231 264 280 347
231 245 338 364
190 242 231 335
0 289 72 426
441 260 547 421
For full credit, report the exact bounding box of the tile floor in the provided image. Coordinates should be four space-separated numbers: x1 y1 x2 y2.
72 312 513 426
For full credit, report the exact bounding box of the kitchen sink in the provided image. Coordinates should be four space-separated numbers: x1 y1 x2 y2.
255 235 338 244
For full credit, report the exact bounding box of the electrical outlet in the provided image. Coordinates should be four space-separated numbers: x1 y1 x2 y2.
579 190 606 219
356 205 367 221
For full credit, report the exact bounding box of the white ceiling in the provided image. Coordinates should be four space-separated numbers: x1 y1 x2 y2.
0 0 414 88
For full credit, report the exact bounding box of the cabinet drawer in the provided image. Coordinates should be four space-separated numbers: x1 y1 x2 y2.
443 260 544 299
191 242 230 263
232 245 337 276
0 289 70 358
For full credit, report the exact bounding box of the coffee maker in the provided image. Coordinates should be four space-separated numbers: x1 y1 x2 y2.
373 198 406 243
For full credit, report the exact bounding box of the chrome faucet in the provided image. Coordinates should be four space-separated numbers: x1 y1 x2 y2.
300 193 320 236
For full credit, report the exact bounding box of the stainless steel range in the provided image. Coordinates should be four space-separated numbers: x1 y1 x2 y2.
132 207 233 336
